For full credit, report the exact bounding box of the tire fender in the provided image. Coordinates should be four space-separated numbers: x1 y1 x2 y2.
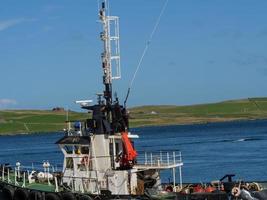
14 188 29 200
29 190 43 200
79 195 93 200
61 192 76 200
45 193 61 200
2 185 15 200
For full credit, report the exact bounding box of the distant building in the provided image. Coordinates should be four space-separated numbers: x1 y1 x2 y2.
151 111 157 115
52 107 65 112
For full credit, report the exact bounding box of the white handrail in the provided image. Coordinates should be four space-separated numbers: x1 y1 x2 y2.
137 151 182 167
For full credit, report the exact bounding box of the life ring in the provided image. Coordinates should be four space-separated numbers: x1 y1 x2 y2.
14 188 29 200
29 190 42 200
61 192 76 200
81 156 90 166
231 187 241 197
2 185 14 200
79 195 93 200
45 193 61 200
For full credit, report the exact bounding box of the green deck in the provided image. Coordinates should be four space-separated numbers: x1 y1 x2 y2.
25 183 55 192
1 172 56 192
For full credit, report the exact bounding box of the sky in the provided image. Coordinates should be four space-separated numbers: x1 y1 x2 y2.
0 0 267 110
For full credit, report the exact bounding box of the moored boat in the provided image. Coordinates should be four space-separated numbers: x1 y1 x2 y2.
1 1 267 200
0 1 182 199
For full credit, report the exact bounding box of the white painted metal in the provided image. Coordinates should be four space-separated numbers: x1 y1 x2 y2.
75 100 93 107
22 172 26 188
55 177 59 192
7 168 10 183
134 151 183 169
100 1 121 84
2 166 4 181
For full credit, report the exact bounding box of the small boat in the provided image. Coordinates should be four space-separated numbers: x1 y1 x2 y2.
1 1 267 200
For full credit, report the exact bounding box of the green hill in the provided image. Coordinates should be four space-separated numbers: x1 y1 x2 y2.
0 110 88 135
129 97 267 127
1 97 267 135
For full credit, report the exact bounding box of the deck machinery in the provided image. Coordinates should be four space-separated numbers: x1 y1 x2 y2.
57 0 183 196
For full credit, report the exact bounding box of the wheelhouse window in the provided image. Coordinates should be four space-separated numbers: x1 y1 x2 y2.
64 145 73 154
81 146 89 154
66 158 73 169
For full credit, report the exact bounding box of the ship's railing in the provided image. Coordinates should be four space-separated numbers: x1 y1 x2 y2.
0 162 60 190
136 151 183 168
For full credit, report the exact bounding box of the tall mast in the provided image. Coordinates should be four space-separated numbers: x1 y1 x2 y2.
99 0 121 106
80 0 126 134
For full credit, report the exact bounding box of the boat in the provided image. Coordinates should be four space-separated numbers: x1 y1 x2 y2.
1 1 267 200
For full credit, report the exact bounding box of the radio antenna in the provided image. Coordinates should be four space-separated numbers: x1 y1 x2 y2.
124 0 169 106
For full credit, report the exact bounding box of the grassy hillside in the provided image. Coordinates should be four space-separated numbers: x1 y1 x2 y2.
128 98 267 127
1 98 267 134
0 110 88 134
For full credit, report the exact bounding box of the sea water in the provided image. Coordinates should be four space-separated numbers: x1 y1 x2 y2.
0 119 267 183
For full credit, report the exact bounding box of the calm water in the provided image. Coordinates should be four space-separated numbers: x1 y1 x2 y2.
1 119 267 183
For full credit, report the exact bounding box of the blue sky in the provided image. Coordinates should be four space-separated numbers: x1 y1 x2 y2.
0 0 267 110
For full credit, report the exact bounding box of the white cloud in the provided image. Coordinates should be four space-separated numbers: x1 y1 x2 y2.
0 99 17 108
0 18 37 32
0 18 24 31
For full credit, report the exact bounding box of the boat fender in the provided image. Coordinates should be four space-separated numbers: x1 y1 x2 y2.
2 185 15 200
239 189 257 200
45 193 61 200
14 188 29 200
93 195 102 200
29 190 43 200
61 192 76 200
79 195 93 200
253 189 267 200
231 187 241 197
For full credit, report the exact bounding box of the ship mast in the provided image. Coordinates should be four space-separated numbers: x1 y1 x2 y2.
99 0 121 108
81 0 127 134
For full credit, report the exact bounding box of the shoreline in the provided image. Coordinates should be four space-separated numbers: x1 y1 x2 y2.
1 117 266 136
1 98 267 135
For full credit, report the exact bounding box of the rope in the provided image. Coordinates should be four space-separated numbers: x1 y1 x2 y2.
124 0 169 105
97 0 100 11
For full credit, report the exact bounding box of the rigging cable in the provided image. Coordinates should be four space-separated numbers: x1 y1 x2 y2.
124 0 169 106
97 0 100 11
